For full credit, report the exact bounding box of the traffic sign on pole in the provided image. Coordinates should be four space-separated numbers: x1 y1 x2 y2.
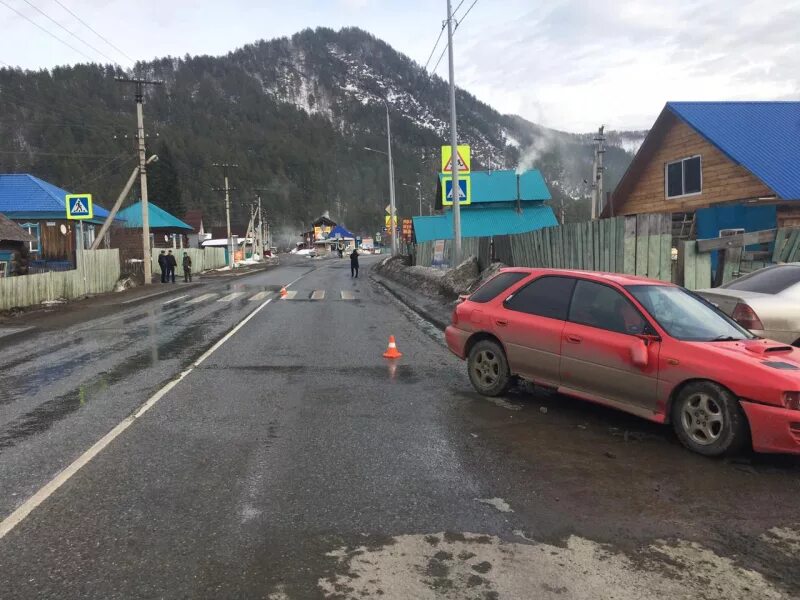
441 144 470 173
441 176 471 206
66 194 93 220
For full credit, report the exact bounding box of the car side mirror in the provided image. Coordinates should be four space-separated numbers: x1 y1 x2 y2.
458 294 469 304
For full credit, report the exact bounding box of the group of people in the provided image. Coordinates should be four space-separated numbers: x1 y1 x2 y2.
158 250 193 284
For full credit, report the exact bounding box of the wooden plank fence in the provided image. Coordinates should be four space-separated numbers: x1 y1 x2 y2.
0 249 120 311
413 213 673 281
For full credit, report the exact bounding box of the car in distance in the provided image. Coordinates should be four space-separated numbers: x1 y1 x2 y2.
697 263 800 347
446 268 800 457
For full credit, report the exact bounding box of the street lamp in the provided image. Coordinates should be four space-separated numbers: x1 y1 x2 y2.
401 182 423 215
363 99 397 256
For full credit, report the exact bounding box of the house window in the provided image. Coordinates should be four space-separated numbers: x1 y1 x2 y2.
666 156 702 198
22 223 40 254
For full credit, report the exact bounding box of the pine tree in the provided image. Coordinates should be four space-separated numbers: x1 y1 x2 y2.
147 142 185 218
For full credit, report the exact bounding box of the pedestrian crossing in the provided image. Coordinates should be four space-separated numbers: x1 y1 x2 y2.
167 289 357 308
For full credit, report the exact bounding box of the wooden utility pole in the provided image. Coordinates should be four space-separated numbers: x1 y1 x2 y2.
115 76 164 283
212 163 239 267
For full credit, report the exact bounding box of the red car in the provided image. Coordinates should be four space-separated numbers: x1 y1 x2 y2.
446 268 800 456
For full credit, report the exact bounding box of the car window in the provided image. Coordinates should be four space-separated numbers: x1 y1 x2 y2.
470 272 528 303
569 280 647 335
504 276 576 320
627 285 754 341
723 265 800 295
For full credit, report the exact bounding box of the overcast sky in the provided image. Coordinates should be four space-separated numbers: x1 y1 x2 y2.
0 0 797 132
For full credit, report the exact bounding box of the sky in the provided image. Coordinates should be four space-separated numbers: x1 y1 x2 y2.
0 0 798 132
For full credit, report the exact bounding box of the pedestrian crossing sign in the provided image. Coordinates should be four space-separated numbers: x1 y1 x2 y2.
66 194 93 220
441 175 471 206
441 144 471 173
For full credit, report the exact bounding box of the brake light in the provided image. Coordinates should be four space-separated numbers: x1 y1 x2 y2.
732 303 764 330
783 392 800 411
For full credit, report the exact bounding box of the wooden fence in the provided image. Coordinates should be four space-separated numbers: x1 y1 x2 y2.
0 249 120 310
414 213 673 281
150 247 227 278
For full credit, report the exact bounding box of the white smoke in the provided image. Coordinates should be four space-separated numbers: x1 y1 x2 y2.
516 129 557 174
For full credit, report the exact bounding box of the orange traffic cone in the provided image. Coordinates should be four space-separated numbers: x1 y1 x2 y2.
383 335 403 359
280 286 288 298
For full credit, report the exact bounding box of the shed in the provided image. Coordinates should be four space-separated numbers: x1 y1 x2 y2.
117 201 193 249
0 212 35 276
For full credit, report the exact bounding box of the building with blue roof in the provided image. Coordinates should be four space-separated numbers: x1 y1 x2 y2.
117 201 194 249
610 101 800 234
413 169 558 243
0 173 118 262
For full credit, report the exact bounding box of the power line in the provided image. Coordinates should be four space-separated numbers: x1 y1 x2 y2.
18 0 120 64
431 0 481 73
51 0 136 65
423 23 447 71
0 0 94 62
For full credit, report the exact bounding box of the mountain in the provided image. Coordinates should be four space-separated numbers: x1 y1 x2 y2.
0 27 640 241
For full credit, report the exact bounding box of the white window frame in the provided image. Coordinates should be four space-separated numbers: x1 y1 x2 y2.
22 222 41 254
665 155 703 200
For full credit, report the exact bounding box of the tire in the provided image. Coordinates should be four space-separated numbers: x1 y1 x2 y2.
671 381 749 457
467 340 513 397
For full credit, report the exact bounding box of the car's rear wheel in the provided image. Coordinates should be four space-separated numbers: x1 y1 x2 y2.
467 340 512 397
671 381 749 456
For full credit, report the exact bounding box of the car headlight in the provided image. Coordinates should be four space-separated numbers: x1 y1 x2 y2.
783 392 800 411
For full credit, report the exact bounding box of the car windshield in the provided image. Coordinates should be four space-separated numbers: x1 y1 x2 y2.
626 285 755 342
723 265 800 294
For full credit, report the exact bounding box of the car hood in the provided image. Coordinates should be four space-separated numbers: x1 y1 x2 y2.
692 338 800 370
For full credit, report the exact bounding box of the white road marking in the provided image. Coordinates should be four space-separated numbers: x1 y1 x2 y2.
122 291 174 304
282 290 298 300
186 293 216 305
249 291 270 302
0 297 277 541
162 294 188 305
341 290 355 300
311 290 325 300
218 292 246 302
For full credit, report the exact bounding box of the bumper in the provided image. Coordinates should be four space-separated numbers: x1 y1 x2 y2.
445 326 470 360
740 400 800 454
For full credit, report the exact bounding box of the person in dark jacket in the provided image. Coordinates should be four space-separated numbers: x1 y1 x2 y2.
350 248 359 278
182 252 192 283
166 250 177 283
158 250 168 283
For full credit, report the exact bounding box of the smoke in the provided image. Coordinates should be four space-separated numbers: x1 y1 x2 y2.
515 129 558 174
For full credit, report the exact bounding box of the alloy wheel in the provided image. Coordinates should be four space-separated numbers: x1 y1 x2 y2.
681 392 724 446
472 350 500 388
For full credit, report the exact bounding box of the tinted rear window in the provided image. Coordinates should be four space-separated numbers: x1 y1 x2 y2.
504 276 576 320
724 265 800 294
470 272 528 303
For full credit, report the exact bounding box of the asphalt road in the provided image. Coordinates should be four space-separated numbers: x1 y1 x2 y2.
1 255 799 599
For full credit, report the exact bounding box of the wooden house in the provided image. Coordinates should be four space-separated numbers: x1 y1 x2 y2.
0 174 118 267
607 102 800 241
0 212 35 276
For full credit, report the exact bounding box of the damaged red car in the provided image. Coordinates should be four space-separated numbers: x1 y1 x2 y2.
446 268 800 456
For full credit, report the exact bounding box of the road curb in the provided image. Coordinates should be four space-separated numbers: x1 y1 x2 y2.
371 273 452 331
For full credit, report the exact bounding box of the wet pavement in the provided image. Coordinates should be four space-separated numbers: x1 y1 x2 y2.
0 256 799 599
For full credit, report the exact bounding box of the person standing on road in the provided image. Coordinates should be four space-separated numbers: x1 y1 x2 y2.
158 250 168 284
350 248 359 278
166 250 177 284
182 252 193 283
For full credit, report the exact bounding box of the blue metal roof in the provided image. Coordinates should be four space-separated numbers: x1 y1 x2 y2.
413 203 558 243
0 173 115 223
668 101 800 200
117 201 193 230
438 169 552 203
325 224 355 239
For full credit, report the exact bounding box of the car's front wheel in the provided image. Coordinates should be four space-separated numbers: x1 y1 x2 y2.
671 381 749 456
467 340 512 397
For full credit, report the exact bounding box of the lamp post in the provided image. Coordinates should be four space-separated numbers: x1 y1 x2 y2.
363 99 397 255
401 182 423 215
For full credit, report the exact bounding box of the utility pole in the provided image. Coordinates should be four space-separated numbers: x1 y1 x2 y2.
212 163 239 267
446 0 462 264
591 125 606 219
115 76 163 284
384 101 398 256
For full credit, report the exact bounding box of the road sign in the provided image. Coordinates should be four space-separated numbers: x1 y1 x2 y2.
441 175 471 206
441 144 471 173
385 215 398 228
66 194 93 220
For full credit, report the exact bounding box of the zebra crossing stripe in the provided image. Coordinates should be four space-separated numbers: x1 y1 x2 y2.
282 290 298 300
218 292 246 302
249 291 270 302
341 290 355 300
186 293 217 305
311 290 325 300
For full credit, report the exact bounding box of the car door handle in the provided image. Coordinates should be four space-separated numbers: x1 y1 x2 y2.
496 319 508 326
566 334 582 344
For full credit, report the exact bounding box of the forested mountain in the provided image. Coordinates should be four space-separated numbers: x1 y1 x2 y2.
0 27 641 239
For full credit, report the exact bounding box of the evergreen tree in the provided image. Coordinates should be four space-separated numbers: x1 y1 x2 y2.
147 142 185 217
